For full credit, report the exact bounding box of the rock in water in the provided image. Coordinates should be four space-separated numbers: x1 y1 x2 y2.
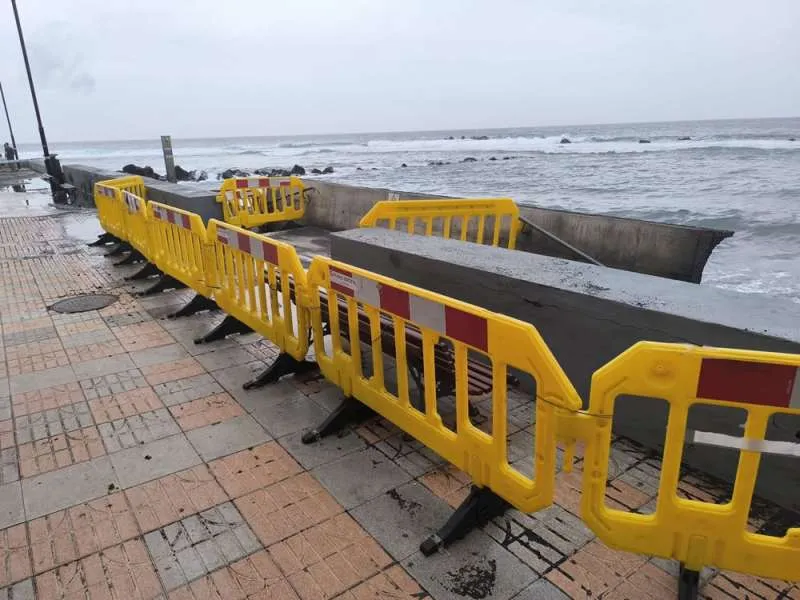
322 166 334 174
220 168 251 179
639 139 651 144
174 165 192 181
560 137 571 144
462 157 477 162
678 136 691 141
310 168 322 174
400 163 407 168
489 156 497 161
122 164 162 180
290 164 306 175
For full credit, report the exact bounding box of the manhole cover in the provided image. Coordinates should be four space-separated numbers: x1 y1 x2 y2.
50 294 118 314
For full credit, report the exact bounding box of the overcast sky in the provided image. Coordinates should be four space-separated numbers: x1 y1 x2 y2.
0 1 798 142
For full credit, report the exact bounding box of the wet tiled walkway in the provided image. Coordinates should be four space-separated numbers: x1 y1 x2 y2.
0 194 797 599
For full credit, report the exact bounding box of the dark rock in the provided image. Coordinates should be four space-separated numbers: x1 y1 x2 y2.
678 136 691 141
290 164 306 176
462 157 477 162
446 136 455 140
220 168 251 179
196 170 208 181
401 163 407 168
471 135 490 140
254 167 290 177
560 137 571 144
460 135 466 139
790 138 796 142
502 156 513 160
356 167 364 171
489 156 497 161
310 168 322 174
322 166 334 174
122 164 163 180
174 165 196 181
427 160 450 166
639 139 651 144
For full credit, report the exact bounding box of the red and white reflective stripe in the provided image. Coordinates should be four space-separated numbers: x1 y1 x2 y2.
98 186 115 198
153 205 191 229
329 266 488 351
122 191 140 213
216 228 279 265
697 358 800 409
270 178 291 188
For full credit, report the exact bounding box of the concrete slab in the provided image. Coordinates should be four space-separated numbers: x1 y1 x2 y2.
129 343 190 368
0 481 24 529
72 354 135 380
187 414 271 461
266 226 333 264
0 396 11 421
9 365 76 395
278 428 366 470
109 433 201 489
195 346 260 371
0 578 35 600
153 372 224 407
512 579 571 599
312 446 412 509
22 456 117 519
247 385 330 439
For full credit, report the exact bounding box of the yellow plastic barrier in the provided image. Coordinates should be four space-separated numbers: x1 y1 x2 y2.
148 202 214 298
208 219 310 361
217 176 306 228
574 342 800 581
120 191 151 258
307 256 582 512
93 176 147 241
358 198 522 248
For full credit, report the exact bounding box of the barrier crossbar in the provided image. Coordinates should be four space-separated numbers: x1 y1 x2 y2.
217 176 306 228
94 175 146 241
208 219 310 361
307 256 582 512
121 190 151 258
575 342 800 581
359 198 522 249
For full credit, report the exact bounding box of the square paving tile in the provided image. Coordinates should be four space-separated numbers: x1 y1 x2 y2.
14 402 94 444
0 578 34 600
0 397 10 422
72 353 136 380
0 523 31 588
126 465 228 533
247 386 331 439
114 321 174 352
512 579 571 600
194 346 260 371
7 350 70 376
153 373 224 407
9 365 77 395
145 501 261 591
79 368 148 400
110 433 201 489
235 472 343 547
130 343 191 368
98 408 181 452
143 357 206 386
419 464 472 508
18 425 106 478
278 428 366 470
313 446 413 510
335 566 428 600
67 340 127 364
58 325 116 349
170 392 244 431
0 448 18 485
187 414 271 461
209 441 302 498
10 382 86 417
28 491 140 574
34 539 162 600
89 386 164 424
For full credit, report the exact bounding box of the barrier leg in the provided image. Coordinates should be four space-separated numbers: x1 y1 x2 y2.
678 564 700 600
104 242 131 257
169 294 219 319
113 250 145 266
194 315 253 344
88 233 117 247
137 275 187 296
243 353 318 390
301 396 375 444
125 262 161 281
420 486 510 556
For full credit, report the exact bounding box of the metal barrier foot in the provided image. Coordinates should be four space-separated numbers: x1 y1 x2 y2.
243 353 318 390
113 250 145 266
194 315 253 344
104 242 131 257
137 275 187 297
169 294 219 319
125 262 161 281
420 486 510 557
301 396 375 444
678 564 700 600
88 233 117 247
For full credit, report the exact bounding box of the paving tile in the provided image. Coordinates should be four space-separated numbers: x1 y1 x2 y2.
270 513 392 600
195 346 260 372
418 464 472 508
2 326 57 347
0 578 34 600
0 524 31 588
72 352 136 380
601 561 678 599
512 578 571 600
313 447 413 510
701 570 798 600
170 392 245 431
402 529 537 600
209 441 302 498
22 456 117 519
0 448 18 485
79 367 148 400
187 414 271 461
0 483 24 529
57 324 116 348
14 402 94 444
130 343 191 368
4 338 64 361
99 408 181 452
6 350 70 376
153 373 225 407
126 465 228 533
9 365 76 395
145 501 261 591
0 397 10 422
110 433 201 489
350 481 454 561
103 310 152 328
206 362 272 406
278 428 365 470
246 384 331 439
10 382 86 417
335 566 428 600
166 550 298 599
18 425 106 478
143 357 206 386
28 491 139 574
114 321 174 351
236 472 343 547
373 431 448 478
89 386 164 424
34 539 162 600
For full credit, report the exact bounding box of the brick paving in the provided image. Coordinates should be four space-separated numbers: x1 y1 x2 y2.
0 200 797 599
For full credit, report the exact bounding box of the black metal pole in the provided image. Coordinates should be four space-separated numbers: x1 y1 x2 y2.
0 81 19 159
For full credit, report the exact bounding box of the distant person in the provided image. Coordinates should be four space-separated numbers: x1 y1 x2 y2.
4 142 15 161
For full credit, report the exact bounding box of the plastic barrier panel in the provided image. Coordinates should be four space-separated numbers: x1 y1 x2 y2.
307 256 582 512
217 176 306 228
93 176 147 241
208 219 309 360
121 191 151 258
580 342 800 580
148 202 214 297
359 198 522 248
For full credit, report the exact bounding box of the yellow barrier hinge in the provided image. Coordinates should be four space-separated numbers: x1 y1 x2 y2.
555 408 597 474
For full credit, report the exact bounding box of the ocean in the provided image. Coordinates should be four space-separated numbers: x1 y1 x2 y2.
13 117 800 304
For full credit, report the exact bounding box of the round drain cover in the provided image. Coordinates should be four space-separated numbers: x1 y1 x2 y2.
50 293 118 314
